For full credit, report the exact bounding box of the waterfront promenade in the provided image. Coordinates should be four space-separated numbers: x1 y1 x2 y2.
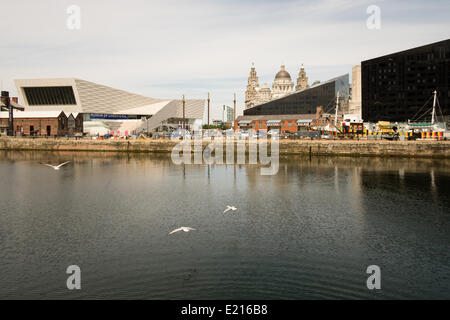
0 137 449 158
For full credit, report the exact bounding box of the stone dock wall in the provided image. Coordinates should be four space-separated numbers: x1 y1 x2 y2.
0 137 449 158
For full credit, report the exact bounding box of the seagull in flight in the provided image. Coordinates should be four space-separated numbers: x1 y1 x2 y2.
44 161 71 170
224 206 237 213
169 227 197 235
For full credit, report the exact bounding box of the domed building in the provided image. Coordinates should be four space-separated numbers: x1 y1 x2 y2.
245 63 308 109
272 65 294 99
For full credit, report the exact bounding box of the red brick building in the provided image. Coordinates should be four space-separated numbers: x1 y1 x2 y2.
234 106 343 133
235 114 316 133
0 111 69 136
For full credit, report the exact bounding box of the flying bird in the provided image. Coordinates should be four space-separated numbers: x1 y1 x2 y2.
44 161 71 170
169 227 197 235
223 206 237 213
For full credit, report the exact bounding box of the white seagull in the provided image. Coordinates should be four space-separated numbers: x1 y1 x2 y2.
223 206 237 213
169 227 197 235
44 161 71 170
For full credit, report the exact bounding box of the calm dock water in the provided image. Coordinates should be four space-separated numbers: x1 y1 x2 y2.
0 151 449 299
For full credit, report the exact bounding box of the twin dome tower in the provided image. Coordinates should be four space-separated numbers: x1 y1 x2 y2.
245 63 309 109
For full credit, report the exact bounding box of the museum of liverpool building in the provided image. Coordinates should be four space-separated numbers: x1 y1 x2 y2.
236 74 350 133
14 78 205 136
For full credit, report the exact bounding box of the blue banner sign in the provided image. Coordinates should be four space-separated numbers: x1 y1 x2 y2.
89 113 129 120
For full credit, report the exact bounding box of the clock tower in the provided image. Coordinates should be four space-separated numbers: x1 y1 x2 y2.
245 63 260 109
296 64 309 91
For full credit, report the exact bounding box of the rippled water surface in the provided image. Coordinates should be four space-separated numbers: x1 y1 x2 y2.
0 151 449 299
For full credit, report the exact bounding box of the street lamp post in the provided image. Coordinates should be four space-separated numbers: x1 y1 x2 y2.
207 92 210 126
233 93 236 130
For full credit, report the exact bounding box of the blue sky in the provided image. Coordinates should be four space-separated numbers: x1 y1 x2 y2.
1 0 449 119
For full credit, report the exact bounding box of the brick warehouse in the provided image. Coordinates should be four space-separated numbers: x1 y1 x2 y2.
0 111 69 137
235 114 316 133
234 107 343 134
67 112 84 136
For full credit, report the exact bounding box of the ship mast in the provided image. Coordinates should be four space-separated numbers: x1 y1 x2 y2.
431 90 437 125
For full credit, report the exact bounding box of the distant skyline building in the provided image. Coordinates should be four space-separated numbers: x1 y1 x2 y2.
222 105 234 123
361 39 450 123
271 65 295 99
244 74 349 116
245 63 260 109
296 65 309 91
245 64 309 109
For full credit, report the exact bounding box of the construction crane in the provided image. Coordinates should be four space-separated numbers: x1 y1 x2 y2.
1 91 25 137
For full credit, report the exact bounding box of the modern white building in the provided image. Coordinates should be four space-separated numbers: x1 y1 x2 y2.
14 78 205 136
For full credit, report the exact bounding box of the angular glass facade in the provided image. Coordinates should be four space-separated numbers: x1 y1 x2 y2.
24 86 77 105
362 39 450 123
244 74 349 116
